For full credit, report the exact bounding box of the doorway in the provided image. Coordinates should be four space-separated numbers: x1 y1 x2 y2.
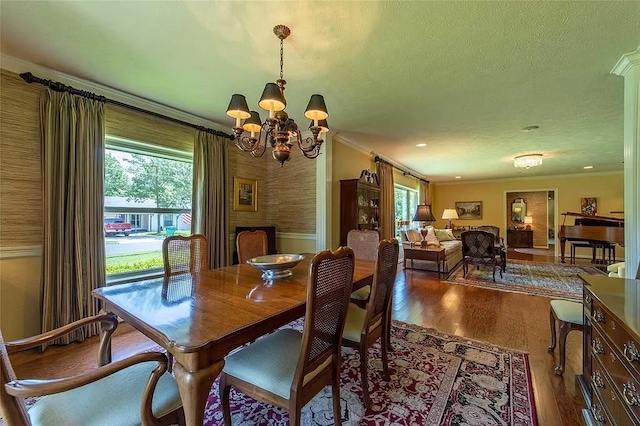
504 189 558 255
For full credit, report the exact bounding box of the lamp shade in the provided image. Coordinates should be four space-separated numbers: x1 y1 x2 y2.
413 204 436 222
226 94 251 119
524 215 533 224
242 111 262 133
258 82 286 112
309 119 329 134
304 94 329 120
442 208 459 220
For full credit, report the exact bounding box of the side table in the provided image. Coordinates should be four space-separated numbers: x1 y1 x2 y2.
403 244 446 278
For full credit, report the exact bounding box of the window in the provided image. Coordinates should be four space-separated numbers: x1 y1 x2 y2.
104 137 193 280
394 185 419 237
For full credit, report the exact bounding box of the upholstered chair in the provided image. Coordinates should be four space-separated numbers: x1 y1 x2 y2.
477 225 507 271
460 230 504 282
342 239 400 409
162 234 209 276
236 230 268 264
219 247 355 426
347 229 380 304
0 314 184 425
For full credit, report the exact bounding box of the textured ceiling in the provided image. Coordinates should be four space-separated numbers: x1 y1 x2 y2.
1 1 638 182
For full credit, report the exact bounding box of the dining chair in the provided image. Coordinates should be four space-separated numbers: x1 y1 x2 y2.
461 230 504 282
347 229 380 306
236 230 268 264
0 314 184 426
162 233 209 276
341 238 399 409
219 247 355 426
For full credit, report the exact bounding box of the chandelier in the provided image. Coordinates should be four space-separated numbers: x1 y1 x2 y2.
514 154 543 169
225 25 329 167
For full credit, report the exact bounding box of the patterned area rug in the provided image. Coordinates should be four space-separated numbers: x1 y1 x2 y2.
202 320 538 426
446 259 604 300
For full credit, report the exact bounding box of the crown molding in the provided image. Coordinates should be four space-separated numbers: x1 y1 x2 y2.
0 54 227 132
435 170 624 186
332 134 372 156
611 45 640 76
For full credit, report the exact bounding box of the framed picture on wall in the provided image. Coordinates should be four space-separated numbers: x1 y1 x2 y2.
233 177 257 211
455 201 483 220
581 197 597 216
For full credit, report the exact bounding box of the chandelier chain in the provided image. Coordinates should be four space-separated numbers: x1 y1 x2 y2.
280 38 284 82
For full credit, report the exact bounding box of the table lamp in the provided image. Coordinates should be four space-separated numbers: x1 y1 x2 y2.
442 208 459 229
413 204 436 240
524 215 533 230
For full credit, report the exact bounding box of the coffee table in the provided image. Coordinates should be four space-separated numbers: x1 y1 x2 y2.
403 244 446 277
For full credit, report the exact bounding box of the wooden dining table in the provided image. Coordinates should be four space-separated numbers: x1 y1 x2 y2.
92 254 375 426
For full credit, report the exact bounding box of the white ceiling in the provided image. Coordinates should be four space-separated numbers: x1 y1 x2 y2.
1 1 638 182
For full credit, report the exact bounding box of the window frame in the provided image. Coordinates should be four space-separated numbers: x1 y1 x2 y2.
104 136 194 285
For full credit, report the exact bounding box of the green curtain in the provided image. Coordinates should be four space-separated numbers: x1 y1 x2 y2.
40 89 106 344
192 131 228 268
376 161 395 241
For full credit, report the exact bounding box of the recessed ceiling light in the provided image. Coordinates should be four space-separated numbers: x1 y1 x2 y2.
583 165 593 169
520 125 540 133
455 176 462 179
416 143 427 147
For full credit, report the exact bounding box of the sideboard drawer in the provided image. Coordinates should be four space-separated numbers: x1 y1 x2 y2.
591 297 640 379
592 358 636 426
592 327 640 424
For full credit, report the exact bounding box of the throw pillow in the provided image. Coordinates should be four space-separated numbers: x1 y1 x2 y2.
434 228 455 241
424 227 440 247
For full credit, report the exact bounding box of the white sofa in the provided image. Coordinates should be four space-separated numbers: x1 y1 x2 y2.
402 229 463 274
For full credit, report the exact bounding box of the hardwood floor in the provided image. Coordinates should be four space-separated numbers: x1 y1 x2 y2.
9 248 587 425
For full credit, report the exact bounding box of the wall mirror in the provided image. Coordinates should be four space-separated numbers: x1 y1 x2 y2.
511 198 527 223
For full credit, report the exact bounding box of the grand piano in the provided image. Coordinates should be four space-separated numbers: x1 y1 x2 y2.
558 212 624 263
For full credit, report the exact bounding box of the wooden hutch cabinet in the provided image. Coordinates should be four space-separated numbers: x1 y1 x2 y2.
339 178 380 246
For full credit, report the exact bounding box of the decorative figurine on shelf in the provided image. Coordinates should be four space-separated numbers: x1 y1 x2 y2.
359 169 380 186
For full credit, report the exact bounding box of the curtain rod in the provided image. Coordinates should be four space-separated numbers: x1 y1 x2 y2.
19 72 234 140
373 155 429 184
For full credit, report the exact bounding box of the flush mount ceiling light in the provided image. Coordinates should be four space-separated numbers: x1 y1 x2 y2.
416 143 427 147
514 154 543 169
226 25 329 167
520 125 540 133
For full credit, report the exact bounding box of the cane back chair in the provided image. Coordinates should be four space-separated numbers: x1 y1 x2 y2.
162 234 209 277
236 230 268 264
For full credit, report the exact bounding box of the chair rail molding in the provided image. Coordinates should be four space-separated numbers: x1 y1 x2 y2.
0 245 42 259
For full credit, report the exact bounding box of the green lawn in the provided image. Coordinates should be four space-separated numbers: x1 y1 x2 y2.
106 251 163 274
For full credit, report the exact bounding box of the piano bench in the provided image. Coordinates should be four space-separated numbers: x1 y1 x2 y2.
569 242 593 265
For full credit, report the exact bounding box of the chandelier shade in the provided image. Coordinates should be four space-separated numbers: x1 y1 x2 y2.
304 95 329 121
514 154 543 169
310 119 329 134
226 94 251 120
243 111 262 134
226 25 329 167
258 83 286 112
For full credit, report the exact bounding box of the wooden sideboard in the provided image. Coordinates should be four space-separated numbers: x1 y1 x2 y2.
507 229 533 248
578 273 640 425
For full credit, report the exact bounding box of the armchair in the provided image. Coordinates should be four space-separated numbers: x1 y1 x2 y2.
476 225 507 272
461 230 505 282
1 314 184 425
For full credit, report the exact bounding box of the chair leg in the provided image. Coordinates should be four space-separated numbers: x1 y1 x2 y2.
359 342 372 409
381 327 391 382
289 407 301 426
548 309 557 352
554 320 571 376
219 373 232 426
332 365 343 426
